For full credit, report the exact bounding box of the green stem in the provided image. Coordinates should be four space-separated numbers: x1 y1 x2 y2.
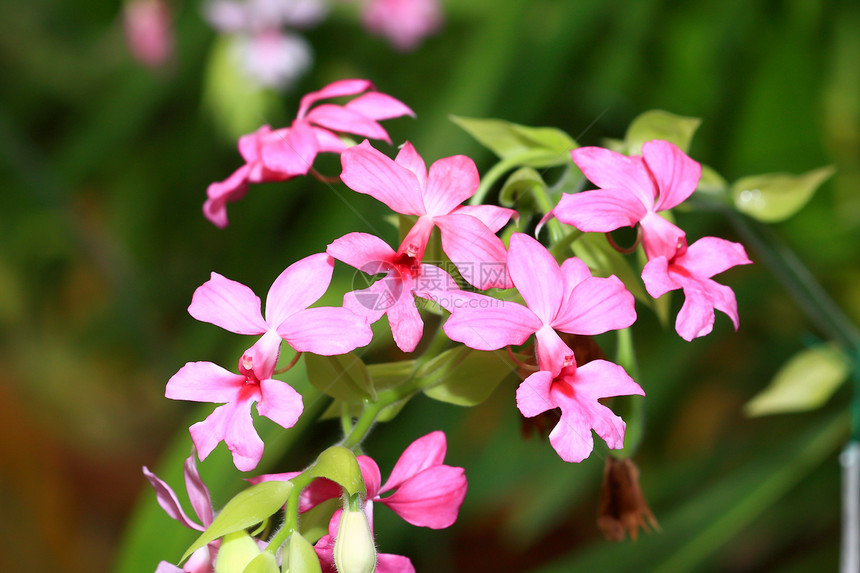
469 150 561 206
613 328 644 457
266 471 314 554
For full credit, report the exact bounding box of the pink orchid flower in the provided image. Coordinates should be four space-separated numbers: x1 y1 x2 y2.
143 453 217 572
361 0 443 51
253 431 468 528
205 79 413 227
327 231 463 352
554 140 701 261
516 362 644 463
339 140 516 289
641 236 752 341
167 253 372 470
123 0 173 68
444 233 636 376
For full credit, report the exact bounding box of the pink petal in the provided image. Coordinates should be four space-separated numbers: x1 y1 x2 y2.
643 140 701 211
358 455 383 499
552 275 636 335
345 91 414 121
297 79 373 118
547 407 597 463
674 283 715 341
677 237 752 279
397 215 435 261
184 453 214 527
341 140 426 216
443 298 540 350
574 359 645 399
434 214 512 290
237 125 271 163
377 553 416 573
381 431 447 493
571 147 655 208
553 188 647 233
534 325 574 377
165 361 244 404
259 122 318 176
241 329 282 381
311 126 348 153
394 142 427 190
257 379 304 429
515 370 554 418
639 211 687 260
327 232 396 271
412 263 461 311
204 164 251 228
305 104 390 142
343 280 395 324
386 291 424 352
265 253 335 326
558 256 592 292
507 233 562 322
641 256 681 299
189 396 263 471
452 204 516 233
422 155 480 216
155 561 185 573
380 466 467 528
188 273 268 335
277 307 373 355
142 466 203 530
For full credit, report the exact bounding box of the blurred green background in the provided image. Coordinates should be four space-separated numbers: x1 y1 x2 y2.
1 0 859 571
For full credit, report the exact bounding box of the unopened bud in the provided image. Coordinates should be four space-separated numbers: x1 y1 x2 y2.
333 507 376 573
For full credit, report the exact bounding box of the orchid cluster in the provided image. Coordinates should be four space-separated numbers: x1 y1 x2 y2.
146 79 755 572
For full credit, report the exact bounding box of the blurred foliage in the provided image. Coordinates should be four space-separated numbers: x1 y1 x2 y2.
1 0 859 572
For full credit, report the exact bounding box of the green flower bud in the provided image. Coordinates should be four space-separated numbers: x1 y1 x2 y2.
333 508 376 573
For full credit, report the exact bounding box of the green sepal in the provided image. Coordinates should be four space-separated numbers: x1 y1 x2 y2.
420 347 517 407
215 532 264 573
744 343 851 416
298 498 340 545
731 166 836 223
309 446 365 497
499 167 545 210
283 532 323 573
242 551 279 573
625 110 701 155
571 232 650 306
450 115 577 167
182 481 294 563
304 352 375 402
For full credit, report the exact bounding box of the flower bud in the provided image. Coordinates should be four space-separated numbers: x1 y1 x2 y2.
333 508 377 573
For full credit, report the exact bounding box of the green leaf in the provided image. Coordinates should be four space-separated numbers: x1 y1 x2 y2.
309 446 365 497
421 347 517 406
304 352 375 402
242 551 279 573
499 167 544 209
298 498 340 545
731 165 836 222
284 532 322 573
744 343 851 416
571 232 650 306
183 481 294 562
625 110 701 155
320 360 417 423
450 115 577 167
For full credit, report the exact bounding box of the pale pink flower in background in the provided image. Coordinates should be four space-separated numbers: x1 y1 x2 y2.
327 231 462 352
444 233 636 376
204 0 327 89
361 0 443 51
340 140 515 289
144 453 217 572
554 140 701 261
641 236 752 341
516 362 644 463
123 0 173 68
205 79 413 227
